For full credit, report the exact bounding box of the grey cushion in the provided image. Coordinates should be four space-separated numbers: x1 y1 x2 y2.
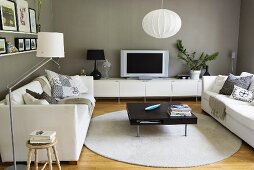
45 70 80 98
219 74 253 95
26 89 58 104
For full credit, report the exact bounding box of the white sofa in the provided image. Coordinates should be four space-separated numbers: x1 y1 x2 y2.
201 74 254 148
0 76 95 163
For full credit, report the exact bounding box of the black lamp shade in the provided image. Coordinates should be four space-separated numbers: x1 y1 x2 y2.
87 49 105 60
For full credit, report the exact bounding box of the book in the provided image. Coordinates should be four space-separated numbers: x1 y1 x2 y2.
170 104 192 111
170 111 192 117
30 137 56 144
30 130 56 140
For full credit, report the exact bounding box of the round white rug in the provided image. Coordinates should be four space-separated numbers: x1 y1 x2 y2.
85 110 242 168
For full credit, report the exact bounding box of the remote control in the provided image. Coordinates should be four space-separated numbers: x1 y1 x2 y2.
145 104 161 111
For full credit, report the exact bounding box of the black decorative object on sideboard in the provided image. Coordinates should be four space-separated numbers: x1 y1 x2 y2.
87 49 105 80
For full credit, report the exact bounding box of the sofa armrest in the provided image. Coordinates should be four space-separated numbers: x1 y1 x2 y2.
0 104 82 161
80 76 94 96
202 76 217 92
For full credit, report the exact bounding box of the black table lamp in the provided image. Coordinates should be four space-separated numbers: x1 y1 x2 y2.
87 49 105 80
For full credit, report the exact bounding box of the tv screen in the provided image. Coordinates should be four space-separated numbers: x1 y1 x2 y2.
127 53 163 73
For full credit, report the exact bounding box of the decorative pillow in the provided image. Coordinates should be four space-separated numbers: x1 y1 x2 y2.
71 75 88 94
23 93 49 105
26 89 58 104
211 75 227 93
219 74 253 95
45 70 80 98
240 72 254 91
230 85 253 103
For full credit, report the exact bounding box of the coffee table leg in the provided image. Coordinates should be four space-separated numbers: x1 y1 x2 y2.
136 125 140 137
185 124 187 136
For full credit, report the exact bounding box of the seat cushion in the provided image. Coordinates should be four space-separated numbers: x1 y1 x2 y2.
6 81 43 105
226 105 254 131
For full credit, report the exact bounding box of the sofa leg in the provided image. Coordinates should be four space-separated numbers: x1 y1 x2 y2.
67 161 78 165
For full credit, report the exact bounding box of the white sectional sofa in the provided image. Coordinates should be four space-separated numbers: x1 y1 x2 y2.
0 76 95 163
201 74 254 148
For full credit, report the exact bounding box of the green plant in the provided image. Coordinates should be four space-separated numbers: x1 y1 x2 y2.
176 40 219 70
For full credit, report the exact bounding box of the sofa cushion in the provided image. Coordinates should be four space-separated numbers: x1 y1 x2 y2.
230 85 253 103
211 75 227 93
6 81 43 105
26 89 58 104
23 93 49 105
34 76 51 96
226 105 254 131
219 74 253 95
46 70 80 98
241 72 254 91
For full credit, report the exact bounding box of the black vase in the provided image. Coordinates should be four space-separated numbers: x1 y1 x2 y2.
203 65 210 76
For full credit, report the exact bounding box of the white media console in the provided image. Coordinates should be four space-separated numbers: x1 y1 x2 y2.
94 78 202 101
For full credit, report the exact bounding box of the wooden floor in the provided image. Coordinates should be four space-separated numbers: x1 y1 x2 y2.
1 99 254 170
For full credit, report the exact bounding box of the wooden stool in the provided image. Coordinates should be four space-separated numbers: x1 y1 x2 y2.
26 139 61 170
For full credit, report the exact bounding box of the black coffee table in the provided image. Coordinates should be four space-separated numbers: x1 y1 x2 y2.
126 102 197 137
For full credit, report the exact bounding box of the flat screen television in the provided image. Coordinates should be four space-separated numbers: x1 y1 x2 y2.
120 50 169 78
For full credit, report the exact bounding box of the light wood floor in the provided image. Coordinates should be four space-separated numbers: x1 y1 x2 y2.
1 99 254 170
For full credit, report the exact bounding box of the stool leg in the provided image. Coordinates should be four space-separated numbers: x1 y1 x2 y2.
34 149 38 170
47 148 53 170
26 149 33 170
52 146 61 170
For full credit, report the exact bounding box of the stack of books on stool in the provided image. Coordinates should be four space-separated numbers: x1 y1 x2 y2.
29 130 56 144
169 104 192 116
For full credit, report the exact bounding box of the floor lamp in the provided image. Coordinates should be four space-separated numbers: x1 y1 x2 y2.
5 32 65 170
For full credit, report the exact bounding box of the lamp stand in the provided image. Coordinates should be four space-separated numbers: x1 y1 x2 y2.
90 60 102 80
5 58 54 170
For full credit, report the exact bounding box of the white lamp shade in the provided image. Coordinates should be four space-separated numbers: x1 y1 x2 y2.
142 9 182 39
36 32 65 58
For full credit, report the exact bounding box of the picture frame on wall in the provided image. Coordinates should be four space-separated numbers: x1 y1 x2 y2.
15 38 24 51
30 38 36 50
25 38 30 50
0 0 18 31
0 38 6 54
29 8 36 33
16 0 30 32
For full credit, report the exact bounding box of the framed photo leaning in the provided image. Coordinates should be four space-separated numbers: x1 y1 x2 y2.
16 0 30 32
25 38 30 50
15 38 25 51
29 8 36 33
30 38 36 50
0 0 18 31
0 38 7 54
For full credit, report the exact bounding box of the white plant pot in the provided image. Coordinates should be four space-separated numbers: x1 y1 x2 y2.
190 70 201 80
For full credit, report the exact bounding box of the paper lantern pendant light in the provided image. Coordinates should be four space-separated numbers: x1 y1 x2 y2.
142 9 182 39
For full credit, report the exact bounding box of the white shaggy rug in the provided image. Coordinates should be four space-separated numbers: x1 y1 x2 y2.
85 110 242 168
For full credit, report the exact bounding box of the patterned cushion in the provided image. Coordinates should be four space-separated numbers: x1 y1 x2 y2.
219 74 253 95
45 70 80 98
230 85 253 103
26 89 58 104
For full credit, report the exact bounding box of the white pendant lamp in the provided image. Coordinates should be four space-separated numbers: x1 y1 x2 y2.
142 0 182 39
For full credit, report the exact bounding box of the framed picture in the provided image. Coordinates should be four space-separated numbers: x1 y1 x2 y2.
30 38 36 50
29 8 36 33
15 38 24 51
0 38 6 54
16 0 30 32
25 38 30 50
0 0 18 31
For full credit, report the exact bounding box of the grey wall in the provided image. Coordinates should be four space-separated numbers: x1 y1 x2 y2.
237 0 254 74
52 0 241 78
0 0 53 99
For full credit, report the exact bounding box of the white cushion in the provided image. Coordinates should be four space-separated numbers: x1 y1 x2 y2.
240 72 254 91
34 76 51 96
211 75 227 93
226 105 254 131
230 85 253 103
6 81 43 105
23 93 49 105
71 75 88 94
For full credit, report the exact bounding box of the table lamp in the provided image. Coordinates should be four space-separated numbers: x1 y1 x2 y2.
6 32 64 170
87 49 105 80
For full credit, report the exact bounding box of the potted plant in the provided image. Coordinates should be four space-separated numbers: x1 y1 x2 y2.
176 40 219 80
